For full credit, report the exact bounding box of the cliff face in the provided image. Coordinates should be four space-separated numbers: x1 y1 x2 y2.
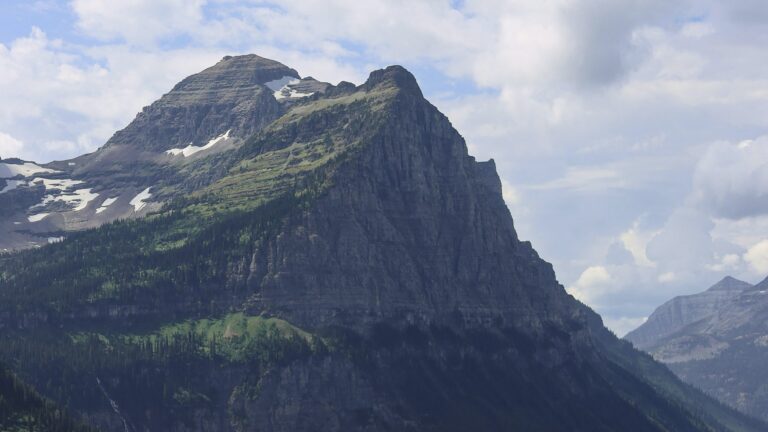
626 276 752 349
626 276 768 422
96 55 296 155
0 57 764 432
247 67 574 330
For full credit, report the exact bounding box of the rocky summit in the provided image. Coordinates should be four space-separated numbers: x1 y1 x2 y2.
0 55 765 432
626 276 768 422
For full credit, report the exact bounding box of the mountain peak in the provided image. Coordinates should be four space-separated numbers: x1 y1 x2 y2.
363 65 423 97
171 54 299 92
707 276 751 291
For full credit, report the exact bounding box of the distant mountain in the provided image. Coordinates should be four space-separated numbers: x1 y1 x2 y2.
0 55 764 431
626 276 768 422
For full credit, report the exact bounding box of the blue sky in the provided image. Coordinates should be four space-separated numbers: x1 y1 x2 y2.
2 0 768 336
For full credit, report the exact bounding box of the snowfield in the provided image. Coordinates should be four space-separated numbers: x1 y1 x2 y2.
165 130 231 157
28 213 49 222
274 87 315 100
0 180 25 194
264 76 315 100
130 187 152 211
0 162 57 178
27 178 99 214
96 197 118 214
264 76 298 91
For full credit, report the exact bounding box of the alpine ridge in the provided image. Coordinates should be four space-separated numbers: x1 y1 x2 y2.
0 55 765 431
626 275 768 422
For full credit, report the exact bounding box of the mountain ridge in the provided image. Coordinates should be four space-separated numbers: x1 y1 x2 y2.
0 55 765 431
626 275 768 422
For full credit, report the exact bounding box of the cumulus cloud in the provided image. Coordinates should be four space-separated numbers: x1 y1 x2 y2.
744 240 768 275
619 222 657 267
646 206 716 272
0 132 25 159
692 137 768 219
568 266 613 304
71 0 205 46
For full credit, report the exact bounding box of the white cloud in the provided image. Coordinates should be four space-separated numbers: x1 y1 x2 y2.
568 265 613 304
709 253 742 272
692 137 768 219
744 240 768 275
528 167 624 192
646 206 716 272
657 271 676 283
71 0 205 46
620 221 657 267
0 132 25 159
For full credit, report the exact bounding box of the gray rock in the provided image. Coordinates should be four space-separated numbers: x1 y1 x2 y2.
626 276 768 421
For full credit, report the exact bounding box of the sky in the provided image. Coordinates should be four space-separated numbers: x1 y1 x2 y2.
2 0 768 336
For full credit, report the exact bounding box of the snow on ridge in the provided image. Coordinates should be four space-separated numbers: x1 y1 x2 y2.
0 162 57 178
264 76 299 91
274 87 315 100
165 130 232 157
130 187 152 212
265 76 315 100
96 196 118 214
28 213 49 223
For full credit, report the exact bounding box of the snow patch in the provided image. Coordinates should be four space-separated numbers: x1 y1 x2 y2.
48 236 64 244
264 76 299 91
28 213 49 222
274 87 315 100
96 196 118 214
265 76 315 100
165 130 231 157
0 179 25 194
66 189 99 211
0 162 57 178
32 177 83 190
27 178 98 213
130 187 152 212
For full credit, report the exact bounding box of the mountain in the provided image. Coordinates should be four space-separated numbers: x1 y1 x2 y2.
626 276 768 422
0 55 325 251
0 55 765 431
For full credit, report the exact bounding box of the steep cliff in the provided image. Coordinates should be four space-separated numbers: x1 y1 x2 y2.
0 56 764 431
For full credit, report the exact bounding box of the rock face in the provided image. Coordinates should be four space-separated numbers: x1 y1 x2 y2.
626 276 752 349
0 55 325 251
0 56 765 432
97 54 295 154
626 276 768 422
248 68 572 330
